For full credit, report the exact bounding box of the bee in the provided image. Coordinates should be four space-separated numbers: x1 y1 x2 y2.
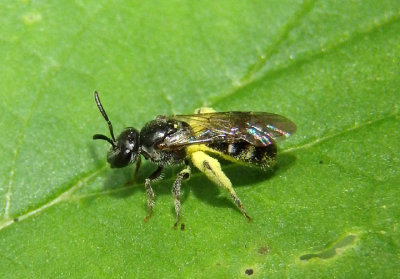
93 91 296 225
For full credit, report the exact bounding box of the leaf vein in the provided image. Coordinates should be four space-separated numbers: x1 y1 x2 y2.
282 112 398 154
209 0 317 105
240 0 317 85
212 8 400 106
2 1 111 220
0 165 107 232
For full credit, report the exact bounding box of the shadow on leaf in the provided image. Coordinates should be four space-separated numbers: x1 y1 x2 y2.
95 148 296 214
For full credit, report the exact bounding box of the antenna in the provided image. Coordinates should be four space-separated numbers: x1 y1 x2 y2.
93 91 116 147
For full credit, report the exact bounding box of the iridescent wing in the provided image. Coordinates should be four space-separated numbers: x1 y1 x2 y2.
158 112 296 148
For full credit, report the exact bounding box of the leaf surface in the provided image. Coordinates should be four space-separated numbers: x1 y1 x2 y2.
1 1 399 277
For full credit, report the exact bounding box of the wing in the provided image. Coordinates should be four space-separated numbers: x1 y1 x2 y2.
158 112 296 148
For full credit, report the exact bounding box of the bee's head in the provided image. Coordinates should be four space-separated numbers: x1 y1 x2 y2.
93 91 140 168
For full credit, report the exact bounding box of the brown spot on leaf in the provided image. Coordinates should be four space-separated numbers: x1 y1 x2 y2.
258 245 270 255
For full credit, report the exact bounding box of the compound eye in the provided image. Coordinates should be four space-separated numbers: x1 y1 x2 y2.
107 146 132 168
106 127 140 168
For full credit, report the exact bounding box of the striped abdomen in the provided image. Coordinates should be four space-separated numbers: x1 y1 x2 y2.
207 141 277 168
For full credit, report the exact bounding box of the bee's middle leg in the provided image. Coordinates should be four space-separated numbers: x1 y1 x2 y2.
172 160 191 227
144 166 163 222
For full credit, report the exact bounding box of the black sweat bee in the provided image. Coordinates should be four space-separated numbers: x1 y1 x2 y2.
93 91 296 225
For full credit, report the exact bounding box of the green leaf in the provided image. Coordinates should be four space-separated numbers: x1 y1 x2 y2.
1 0 399 277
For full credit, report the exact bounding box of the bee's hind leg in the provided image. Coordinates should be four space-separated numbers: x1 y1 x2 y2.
194 107 216 114
190 150 251 221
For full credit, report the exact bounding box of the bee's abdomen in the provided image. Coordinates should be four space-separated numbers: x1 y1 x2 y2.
208 141 277 168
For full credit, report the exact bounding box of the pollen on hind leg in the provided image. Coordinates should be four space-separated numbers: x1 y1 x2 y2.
190 150 250 219
190 151 232 188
